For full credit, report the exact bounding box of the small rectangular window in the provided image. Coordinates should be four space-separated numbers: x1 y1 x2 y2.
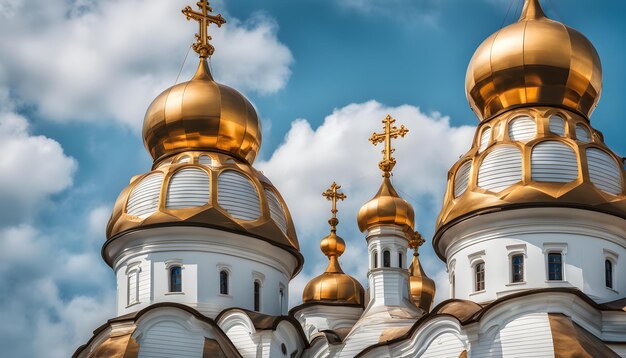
254 281 261 311
128 271 138 305
475 262 485 292
220 270 229 295
398 252 403 268
170 266 182 292
511 254 524 283
548 253 563 281
605 260 613 289
383 250 391 268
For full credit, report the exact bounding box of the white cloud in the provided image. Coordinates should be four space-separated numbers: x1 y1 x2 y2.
0 210 114 358
0 0 293 128
0 111 76 224
262 100 475 306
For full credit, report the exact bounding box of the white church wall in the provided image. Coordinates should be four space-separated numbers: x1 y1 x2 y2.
421 332 466 358
442 208 626 303
294 305 363 342
111 226 295 317
469 312 555 357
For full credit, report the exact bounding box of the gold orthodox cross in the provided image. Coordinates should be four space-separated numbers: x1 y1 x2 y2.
182 0 226 58
409 231 425 255
322 182 346 231
369 115 409 177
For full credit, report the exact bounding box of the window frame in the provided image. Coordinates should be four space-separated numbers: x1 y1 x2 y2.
254 280 262 312
474 261 485 292
547 253 563 281
398 251 403 269
543 243 567 282
383 250 391 268
604 249 619 292
506 244 527 285
372 250 378 269
219 270 229 295
125 262 141 307
511 254 524 283
165 259 184 294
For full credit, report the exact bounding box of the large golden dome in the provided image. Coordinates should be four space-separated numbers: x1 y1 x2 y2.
143 60 261 164
357 177 415 232
466 0 602 121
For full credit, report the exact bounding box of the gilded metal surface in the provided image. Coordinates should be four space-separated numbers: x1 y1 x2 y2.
548 313 619 358
106 151 301 274
182 0 225 58
302 183 364 305
357 176 415 232
432 300 483 322
408 232 436 312
466 0 602 121
143 59 262 164
435 107 626 259
89 333 139 358
202 338 228 358
369 114 409 177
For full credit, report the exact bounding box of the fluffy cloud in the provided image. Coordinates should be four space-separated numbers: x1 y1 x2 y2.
257 100 475 306
0 0 293 128
0 110 76 224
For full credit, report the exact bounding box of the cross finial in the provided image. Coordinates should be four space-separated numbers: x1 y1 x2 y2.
369 114 409 177
182 0 226 58
322 182 346 232
408 231 425 256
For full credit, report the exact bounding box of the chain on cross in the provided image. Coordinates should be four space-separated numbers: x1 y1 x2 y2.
182 0 226 58
369 114 409 177
322 182 346 231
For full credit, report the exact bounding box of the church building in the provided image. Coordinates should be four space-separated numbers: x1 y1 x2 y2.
74 0 626 356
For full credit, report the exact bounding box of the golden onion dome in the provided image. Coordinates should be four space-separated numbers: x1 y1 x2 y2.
408 234 435 312
105 151 302 275
357 177 415 232
143 59 261 164
466 0 602 121
302 183 364 305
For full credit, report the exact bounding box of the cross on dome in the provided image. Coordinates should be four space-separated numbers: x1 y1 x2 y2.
322 182 346 232
182 0 226 58
369 115 409 177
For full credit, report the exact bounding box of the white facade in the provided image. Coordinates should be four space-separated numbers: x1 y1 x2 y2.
439 207 626 303
108 226 296 318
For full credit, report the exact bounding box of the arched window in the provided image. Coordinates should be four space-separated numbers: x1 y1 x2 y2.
606 260 614 289
548 253 563 281
474 262 485 292
398 252 403 268
383 250 391 268
511 254 524 283
254 281 261 311
169 266 182 292
219 270 229 295
373 251 378 269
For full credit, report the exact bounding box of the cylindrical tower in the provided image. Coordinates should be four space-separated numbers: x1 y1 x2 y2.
103 30 302 319
435 0 626 304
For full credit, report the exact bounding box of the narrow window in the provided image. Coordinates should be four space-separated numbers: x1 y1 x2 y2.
452 274 456 299
383 250 391 268
511 254 524 283
475 262 485 292
127 271 138 305
254 281 261 311
279 287 284 311
606 260 613 289
219 270 229 295
398 252 403 268
373 251 378 269
170 266 182 292
548 253 563 281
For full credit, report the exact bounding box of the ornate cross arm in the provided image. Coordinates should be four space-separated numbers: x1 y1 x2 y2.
182 0 226 58
322 182 346 231
369 114 409 177
408 231 425 255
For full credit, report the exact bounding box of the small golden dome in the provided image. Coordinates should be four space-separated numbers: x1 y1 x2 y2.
357 177 415 232
408 234 435 312
303 182 364 305
466 0 602 121
302 231 364 305
143 59 261 164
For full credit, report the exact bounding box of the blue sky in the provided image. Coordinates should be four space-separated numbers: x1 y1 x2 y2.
1 0 625 356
